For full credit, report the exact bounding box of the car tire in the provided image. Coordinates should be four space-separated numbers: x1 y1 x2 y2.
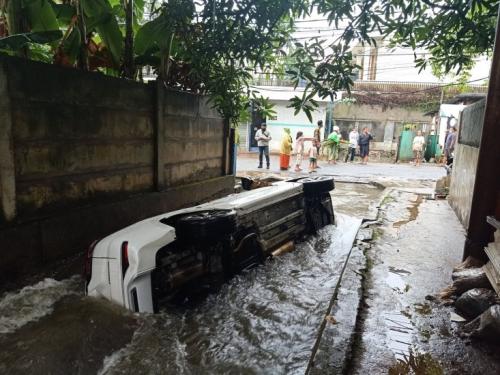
176 210 236 241
298 176 335 195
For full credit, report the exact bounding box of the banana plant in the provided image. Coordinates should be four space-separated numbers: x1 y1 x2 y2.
0 0 124 71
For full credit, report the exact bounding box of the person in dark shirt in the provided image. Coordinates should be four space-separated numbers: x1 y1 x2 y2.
358 127 373 165
444 126 457 165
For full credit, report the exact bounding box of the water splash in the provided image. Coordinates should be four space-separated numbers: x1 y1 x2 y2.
0 276 81 334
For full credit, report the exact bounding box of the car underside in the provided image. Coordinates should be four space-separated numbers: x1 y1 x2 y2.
86 176 335 313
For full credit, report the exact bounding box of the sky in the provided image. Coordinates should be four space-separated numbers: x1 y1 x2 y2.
292 17 491 84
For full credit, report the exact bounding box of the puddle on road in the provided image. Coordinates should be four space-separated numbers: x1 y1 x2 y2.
332 182 384 218
393 195 423 228
384 311 414 360
0 214 361 375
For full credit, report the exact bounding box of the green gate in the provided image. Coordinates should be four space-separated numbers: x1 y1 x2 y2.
398 130 415 161
424 134 438 162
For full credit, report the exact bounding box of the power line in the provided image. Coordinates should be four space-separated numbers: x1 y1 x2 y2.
249 77 489 94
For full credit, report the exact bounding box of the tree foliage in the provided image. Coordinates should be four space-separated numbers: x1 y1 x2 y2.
0 0 497 124
287 0 498 119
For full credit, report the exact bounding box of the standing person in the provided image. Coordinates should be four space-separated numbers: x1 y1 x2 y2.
326 126 341 164
294 131 314 172
279 128 293 170
444 126 457 166
313 120 323 164
358 127 373 165
308 140 319 173
255 122 272 169
345 127 359 162
412 130 426 166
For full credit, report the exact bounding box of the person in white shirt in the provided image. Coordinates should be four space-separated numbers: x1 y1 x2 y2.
255 122 272 169
412 130 426 166
345 127 359 162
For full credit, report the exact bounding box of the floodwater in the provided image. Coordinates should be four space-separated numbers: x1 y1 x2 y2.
0 213 361 375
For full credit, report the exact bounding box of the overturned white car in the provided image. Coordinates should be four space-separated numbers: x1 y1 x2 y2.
85 176 335 313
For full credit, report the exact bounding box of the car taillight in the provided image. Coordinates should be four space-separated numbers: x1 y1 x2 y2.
121 241 129 279
84 240 99 285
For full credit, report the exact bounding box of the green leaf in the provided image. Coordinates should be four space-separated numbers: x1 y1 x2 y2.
51 3 76 24
62 27 81 64
135 16 173 55
24 0 60 32
0 30 63 50
82 0 123 66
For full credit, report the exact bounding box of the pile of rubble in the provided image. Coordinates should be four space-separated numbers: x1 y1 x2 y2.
440 222 500 343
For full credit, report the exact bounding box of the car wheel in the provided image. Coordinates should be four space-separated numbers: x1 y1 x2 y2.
297 176 335 195
176 210 236 241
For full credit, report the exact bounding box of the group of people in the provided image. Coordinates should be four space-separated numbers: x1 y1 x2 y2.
255 121 458 171
411 126 457 167
255 121 374 173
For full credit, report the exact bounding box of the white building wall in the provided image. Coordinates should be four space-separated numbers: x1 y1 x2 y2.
265 100 328 152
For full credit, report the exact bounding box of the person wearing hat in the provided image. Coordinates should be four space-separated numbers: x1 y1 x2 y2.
325 125 341 164
279 128 293 170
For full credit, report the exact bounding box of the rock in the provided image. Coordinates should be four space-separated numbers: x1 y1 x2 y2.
455 288 500 319
466 305 500 343
451 268 492 295
453 256 485 272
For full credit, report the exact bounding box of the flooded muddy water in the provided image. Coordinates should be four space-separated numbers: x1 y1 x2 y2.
0 214 361 375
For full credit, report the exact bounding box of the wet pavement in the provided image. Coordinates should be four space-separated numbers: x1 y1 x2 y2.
350 189 500 374
237 154 447 181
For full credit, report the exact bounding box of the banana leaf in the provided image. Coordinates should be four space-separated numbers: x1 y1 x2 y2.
0 30 62 50
24 0 60 32
50 2 76 25
134 15 173 56
82 0 123 67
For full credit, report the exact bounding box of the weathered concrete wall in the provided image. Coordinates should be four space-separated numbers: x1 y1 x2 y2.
449 100 486 229
0 55 233 283
334 103 431 149
7 58 155 217
449 144 479 228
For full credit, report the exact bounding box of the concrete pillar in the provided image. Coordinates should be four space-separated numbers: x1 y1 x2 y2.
154 81 166 191
0 63 16 222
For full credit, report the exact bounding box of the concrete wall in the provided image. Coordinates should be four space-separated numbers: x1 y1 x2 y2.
449 144 480 228
449 100 486 229
333 103 431 153
0 55 233 283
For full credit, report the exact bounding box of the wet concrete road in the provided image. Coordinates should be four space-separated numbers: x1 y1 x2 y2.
237 154 447 181
350 189 500 374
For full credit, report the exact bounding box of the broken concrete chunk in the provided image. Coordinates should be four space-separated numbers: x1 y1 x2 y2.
468 305 500 343
455 288 500 319
450 312 467 323
356 228 373 242
450 268 492 295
